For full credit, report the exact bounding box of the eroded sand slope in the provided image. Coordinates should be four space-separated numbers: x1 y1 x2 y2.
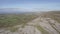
0 16 60 34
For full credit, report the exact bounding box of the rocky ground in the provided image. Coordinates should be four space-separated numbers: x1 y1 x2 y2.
0 16 60 34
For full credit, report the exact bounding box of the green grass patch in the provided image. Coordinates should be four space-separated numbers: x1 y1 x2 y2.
36 25 49 34
0 14 38 28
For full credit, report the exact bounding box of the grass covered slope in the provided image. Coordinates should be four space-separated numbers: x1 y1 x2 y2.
0 13 38 28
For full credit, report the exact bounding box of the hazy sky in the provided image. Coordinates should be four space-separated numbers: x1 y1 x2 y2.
0 0 60 11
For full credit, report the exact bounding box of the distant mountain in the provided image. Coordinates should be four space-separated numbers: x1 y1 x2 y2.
0 8 27 14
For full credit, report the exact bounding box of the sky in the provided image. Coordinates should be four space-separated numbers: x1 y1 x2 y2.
0 0 60 11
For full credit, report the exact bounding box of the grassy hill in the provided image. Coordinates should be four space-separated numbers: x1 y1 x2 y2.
0 13 38 28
